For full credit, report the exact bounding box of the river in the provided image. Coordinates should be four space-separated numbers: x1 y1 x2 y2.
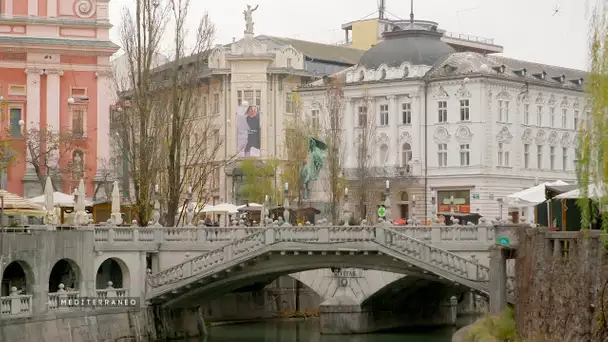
169 318 468 342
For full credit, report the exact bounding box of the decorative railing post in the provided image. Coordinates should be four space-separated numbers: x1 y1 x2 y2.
478 217 488 241
431 218 441 242
9 287 21 315
186 185 194 227
263 194 270 227
151 184 162 227
132 228 140 243
283 182 291 226
107 228 115 244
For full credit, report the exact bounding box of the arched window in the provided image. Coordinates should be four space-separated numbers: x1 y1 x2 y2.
379 144 388 166
71 150 84 179
400 191 409 201
401 143 412 169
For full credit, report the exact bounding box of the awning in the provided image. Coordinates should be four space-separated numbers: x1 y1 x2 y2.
29 191 93 207
0 190 42 210
555 183 606 199
506 181 568 206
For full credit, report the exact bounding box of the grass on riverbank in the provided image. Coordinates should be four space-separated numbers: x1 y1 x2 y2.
466 308 520 342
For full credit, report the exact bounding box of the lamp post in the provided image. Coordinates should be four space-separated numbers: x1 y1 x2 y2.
497 198 504 222
283 182 290 225
383 180 391 222
343 187 349 226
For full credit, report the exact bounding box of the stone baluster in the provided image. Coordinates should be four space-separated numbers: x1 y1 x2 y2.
431 218 441 242
132 227 140 243
468 254 479 280
107 227 115 244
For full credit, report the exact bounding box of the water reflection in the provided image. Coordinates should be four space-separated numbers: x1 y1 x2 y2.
173 318 461 342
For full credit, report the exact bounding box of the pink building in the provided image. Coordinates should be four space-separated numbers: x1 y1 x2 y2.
0 0 118 198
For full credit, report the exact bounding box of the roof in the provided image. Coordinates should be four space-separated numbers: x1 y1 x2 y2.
359 30 456 69
426 52 587 89
257 35 365 65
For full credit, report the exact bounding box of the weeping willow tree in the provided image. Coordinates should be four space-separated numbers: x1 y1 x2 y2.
577 1 608 230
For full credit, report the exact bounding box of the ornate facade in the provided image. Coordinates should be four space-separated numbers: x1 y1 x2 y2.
0 0 118 198
298 23 585 221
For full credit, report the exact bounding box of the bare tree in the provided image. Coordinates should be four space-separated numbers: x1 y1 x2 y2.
115 0 229 226
22 126 83 191
322 76 346 224
351 90 377 222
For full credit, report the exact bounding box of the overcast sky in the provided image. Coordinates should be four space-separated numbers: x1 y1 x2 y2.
108 0 593 70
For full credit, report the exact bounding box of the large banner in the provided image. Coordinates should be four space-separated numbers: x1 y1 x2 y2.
236 102 261 157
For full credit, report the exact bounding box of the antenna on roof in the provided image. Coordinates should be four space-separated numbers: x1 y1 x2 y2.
378 0 385 19
410 0 415 24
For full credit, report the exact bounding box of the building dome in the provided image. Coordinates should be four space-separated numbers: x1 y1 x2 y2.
358 27 456 69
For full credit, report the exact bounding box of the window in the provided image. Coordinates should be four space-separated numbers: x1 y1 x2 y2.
401 103 411 125
438 101 447 123
71 150 84 179
562 147 568 171
537 105 543 126
9 108 22 137
379 104 389 126
311 109 320 130
438 143 447 167
202 96 208 116
212 168 220 188
537 145 543 169
550 107 555 128
497 143 509 166
244 90 254 105
574 110 580 130
285 93 294 113
498 100 509 122
286 58 292 68
379 144 388 165
401 143 412 169
212 129 220 147
357 106 368 127
524 144 530 169
561 108 567 128
550 146 556 170
459 99 470 121
8 85 26 96
255 90 261 107
523 104 530 125
237 91 243 106
460 144 470 166
71 107 85 137
212 93 219 114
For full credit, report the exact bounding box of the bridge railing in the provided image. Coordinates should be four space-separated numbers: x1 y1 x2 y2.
2 216 521 248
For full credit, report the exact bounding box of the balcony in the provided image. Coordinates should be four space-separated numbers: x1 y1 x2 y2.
343 165 413 180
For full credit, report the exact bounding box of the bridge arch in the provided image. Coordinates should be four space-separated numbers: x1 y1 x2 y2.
1 260 35 296
96 257 131 290
48 258 82 292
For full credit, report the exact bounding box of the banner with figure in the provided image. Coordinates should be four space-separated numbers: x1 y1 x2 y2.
236 101 261 157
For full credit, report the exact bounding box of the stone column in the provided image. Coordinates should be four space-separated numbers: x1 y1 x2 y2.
5 0 13 17
388 95 399 166
45 69 63 131
27 0 37 16
95 71 113 194
47 0 58 17
139 251 147 307
23 68 44 196
489 245 507 314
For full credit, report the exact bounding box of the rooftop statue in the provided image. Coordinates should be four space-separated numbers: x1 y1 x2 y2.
301 137 327 200
243 4 258 35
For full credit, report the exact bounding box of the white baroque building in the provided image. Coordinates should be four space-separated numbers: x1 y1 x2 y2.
297 22 586 222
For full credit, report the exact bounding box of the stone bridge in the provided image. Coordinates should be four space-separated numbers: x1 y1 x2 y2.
0 220 518 333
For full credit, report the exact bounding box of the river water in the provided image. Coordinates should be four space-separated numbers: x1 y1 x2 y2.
170 318 465 342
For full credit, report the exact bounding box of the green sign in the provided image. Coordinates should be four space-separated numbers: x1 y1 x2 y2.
377 206 386 217
497 237 511 247
472 193 480 199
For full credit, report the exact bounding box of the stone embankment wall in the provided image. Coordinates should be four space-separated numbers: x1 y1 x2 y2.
514 228 608 341
0 308 151 342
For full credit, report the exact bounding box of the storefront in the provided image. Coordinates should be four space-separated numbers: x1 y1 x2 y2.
436 190 471 213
